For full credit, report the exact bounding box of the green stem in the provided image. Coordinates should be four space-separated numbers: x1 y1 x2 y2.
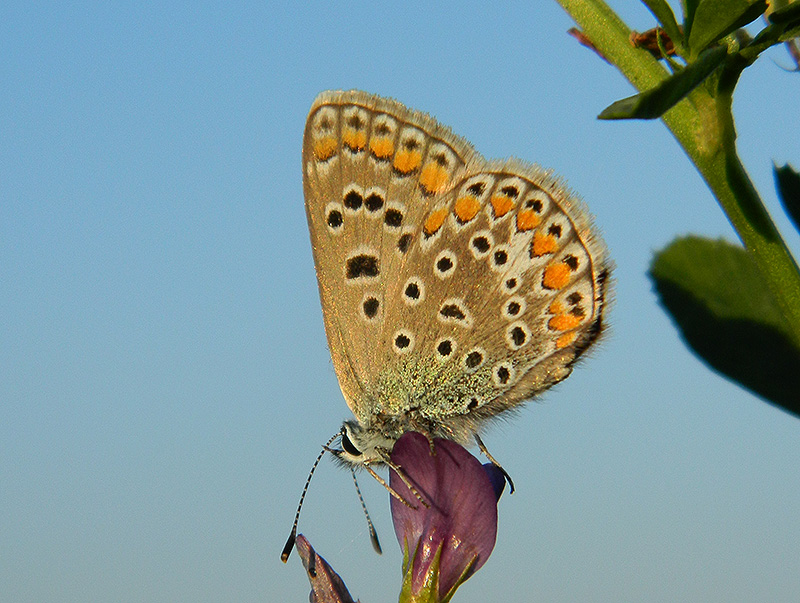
557 0 800 345
709 67 800 343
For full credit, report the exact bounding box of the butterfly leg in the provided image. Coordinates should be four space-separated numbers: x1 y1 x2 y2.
406 415 437 456
421 431 436 456
474 434 515 494
364 454 431 509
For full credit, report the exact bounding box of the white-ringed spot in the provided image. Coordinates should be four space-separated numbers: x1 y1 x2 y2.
462 348 486 371
435 337 456 360
402 277 425 306
492 361 516 387
434 250 457 279
392 329 415 354
438 298 472 327
324 202 345 233
505 321 530 350
502 296 526 320
469 230 494 259
342 185 365 213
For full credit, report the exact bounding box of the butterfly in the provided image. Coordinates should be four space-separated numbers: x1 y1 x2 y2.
282 90 610 560
304 89 609 461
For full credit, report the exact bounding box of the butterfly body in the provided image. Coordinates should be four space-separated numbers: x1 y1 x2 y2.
303 91 610 466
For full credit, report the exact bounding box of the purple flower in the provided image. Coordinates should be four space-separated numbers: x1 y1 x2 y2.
390 432 505 602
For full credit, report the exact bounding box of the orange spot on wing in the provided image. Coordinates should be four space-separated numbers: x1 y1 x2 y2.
516 209 540 231
423 208 448 236
490 194 514 217
419 163 449 194
548 313 582 331
548 300 565 315
394 150 422 174
342 129 366 151
370 137 394 159
454 196 481 222
542 263 570 290
313 136 337 161
532 232 558 256
556 332 577 349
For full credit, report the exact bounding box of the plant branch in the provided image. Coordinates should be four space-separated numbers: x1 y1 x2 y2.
557 0 800 345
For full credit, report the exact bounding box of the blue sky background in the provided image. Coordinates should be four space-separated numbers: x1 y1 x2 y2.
2 2 799 602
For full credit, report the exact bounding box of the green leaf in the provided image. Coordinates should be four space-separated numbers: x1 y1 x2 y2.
683 0 701 41
779 23 800 41
642 0 684 47
688 0 768 57
399 538 441 603
768 0 800 25
650 236 800 417
598 45 727 119
774 163 800 234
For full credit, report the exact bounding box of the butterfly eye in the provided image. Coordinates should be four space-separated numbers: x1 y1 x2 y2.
341 431 362 456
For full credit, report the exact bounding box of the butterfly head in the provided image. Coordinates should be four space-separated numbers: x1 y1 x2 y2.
333 420 397 466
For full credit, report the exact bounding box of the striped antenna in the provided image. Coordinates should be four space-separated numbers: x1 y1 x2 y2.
280 432 340 562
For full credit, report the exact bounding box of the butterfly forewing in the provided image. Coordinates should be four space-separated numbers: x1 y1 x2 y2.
303 91 475 423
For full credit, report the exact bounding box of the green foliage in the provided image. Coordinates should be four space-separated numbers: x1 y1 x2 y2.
599 46 726 119
651 237 800 416
598 0 799 121
558 0 800 415
687 0 767 58
775 163 800 233
642 0 683 46
768 0 800 25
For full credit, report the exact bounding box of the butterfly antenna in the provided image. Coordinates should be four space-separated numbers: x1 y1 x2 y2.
350 467 382 554
281 432 340 563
